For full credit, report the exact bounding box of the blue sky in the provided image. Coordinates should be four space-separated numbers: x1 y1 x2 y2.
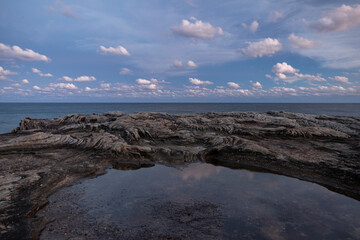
0 0 359 102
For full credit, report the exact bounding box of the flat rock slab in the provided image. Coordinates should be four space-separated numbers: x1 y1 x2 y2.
0 111 359 239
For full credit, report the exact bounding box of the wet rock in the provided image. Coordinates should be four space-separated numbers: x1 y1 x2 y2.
0 111 359 239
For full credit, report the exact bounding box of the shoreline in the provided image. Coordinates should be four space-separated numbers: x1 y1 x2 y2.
0 111 359 239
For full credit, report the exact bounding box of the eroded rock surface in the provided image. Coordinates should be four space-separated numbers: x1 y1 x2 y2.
0 111 359 239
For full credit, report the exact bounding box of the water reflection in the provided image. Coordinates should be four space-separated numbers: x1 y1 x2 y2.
180 163 221 180
40 162 360 239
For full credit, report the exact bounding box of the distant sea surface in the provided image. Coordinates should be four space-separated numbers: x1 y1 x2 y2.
0 103 359 134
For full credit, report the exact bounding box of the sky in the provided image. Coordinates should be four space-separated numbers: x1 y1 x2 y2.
0 0 360 102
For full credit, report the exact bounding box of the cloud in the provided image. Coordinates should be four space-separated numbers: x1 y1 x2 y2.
0 43 50 62
242 21 259 33
136 78 152 85
136 78 162 90
24 81 360 99
227 82 240 89
288 33 319 49
186 0 197 7
295 73 326 82
293 35 360 69
48 0 78 19
329 76 350 84
183 85 253 97
345 70 360 76
74 76 96 82
297 85 359 96
272 62 299 74
267 11 284 23
265 74 273 79
0 66 17 80
32 68 53 77
189 77 213 85
241 38 282 58
0 66 17 75
57 75 96 82
269 87 297 96
309 4 360 32
99 45 130 56
22 79 29 84
249 21 259 33
57 76 73 81
172 18 224 39
187 60 198 68
252 81 262 88
173 60 198 68
271 62 326 83
119 68 131 75
181 84 359 98
49 83 78 90
173 60 183 68
100 83 111 90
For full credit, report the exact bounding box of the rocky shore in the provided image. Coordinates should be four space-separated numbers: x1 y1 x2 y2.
0 111 359 239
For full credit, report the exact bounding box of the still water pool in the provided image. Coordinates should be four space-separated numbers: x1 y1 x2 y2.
39 163 360 239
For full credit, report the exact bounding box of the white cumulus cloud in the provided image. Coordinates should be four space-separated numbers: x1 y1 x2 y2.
309 4 360 32
329 76 350 84
189 77 213 85
119 68 131 75
227 82 240 89
252 81 262 88
49 83 78 90
288 33 318 49
32 68 53 77
0 43 50 62
272 62 299 74
295 73 326 82
99 45 130 56
173 60 198 68
241 38 282 58
57 75 95 82
22 79 29 84
136 78 162 90
0 66 17 80
269 87 297 96
271 62 326 83
33 85 41 90
172 18 224 39
136 78 152 85
74 76 96 82
187 60 198 68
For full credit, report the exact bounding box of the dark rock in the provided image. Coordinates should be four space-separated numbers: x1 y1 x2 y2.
0 111 359 239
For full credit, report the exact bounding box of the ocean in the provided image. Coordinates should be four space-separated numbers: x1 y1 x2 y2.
0 103 359 134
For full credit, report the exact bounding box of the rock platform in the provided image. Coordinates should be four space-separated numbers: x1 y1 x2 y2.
0 111 359 239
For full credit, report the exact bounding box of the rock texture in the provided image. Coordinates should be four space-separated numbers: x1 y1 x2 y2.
0 111 359 239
